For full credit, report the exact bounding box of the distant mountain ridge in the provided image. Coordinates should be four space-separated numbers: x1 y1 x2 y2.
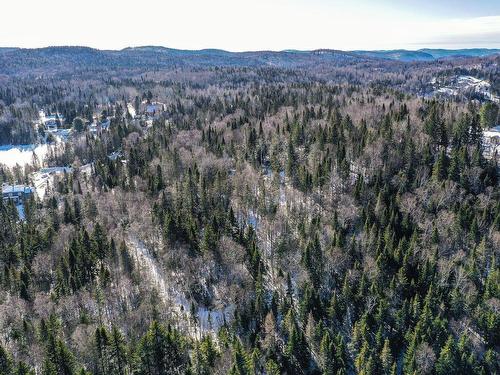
419 48 500 59
0 46 498 76
352 49 434 61
352 48 500 61
3 45 498 58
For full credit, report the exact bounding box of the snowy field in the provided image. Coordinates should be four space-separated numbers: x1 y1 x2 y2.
0 144 49 168
431 75 499 103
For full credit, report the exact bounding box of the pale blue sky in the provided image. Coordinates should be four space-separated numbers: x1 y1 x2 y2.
1 0 499 50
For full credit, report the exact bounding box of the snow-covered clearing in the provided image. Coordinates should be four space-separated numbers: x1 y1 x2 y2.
127 236 233 338
0 144 49 168
431 75 500 103
31 167 72 199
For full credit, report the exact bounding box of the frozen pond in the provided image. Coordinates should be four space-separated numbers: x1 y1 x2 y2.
0 144 49 168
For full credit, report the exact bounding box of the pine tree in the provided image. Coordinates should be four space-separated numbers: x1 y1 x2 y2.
265 359 281 375
109 326 128 375
135 321 188 375
432 150 448 182
120 241 134 276
479 102 498 129
0 344 13 375
94 326 110 375
380 338 393 375
319 331 335 375
43 337 77 375
435 336 457 375
92 222 109 260
229 341 252 375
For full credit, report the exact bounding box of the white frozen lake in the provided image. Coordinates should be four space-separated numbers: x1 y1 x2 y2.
0 144 49 168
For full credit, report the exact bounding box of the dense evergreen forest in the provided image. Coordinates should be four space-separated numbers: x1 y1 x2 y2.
0 50 499 374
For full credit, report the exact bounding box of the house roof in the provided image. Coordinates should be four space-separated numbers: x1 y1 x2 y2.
2 184 34 195
484 125 500 139
39 167 72 174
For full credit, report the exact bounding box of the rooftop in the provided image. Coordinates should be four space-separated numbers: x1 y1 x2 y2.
484 125 500 138
39 166 72 174
2 184 35 195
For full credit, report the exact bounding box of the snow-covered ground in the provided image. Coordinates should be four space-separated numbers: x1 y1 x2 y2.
0 144 49 168
32 172 51 199
431 75 499 103
435 87 458 96
128 237 233 338
127 103 137 118
457 75 485 86
16 204 25 220
483 125 500 161
32 167 72 199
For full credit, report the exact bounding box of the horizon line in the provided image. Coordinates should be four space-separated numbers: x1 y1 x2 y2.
1 45 500 54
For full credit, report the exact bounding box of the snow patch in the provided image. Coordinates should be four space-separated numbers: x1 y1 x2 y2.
128 236 233 338
0 144 49 168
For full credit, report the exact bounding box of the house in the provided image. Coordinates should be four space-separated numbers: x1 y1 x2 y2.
482 125 500 161
2 184 34 204
145 102 165 117
45 119 58 132
89 118 111 135
107 151 122 161
100 118 111 130
43 113 65 133
39 166 72 175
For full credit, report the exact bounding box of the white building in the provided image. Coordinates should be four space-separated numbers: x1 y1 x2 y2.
2 184 34 204
483 125 500 161
145 102 165 117
89 118 111 134
40 111 65 133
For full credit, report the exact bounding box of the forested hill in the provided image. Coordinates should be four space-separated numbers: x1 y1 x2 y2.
0 45 499 374
0 46 498 76
0 46 371 76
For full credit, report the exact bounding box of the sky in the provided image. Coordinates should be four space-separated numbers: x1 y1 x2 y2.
1 0 499 51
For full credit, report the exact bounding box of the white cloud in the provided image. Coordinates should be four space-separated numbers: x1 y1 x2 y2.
415 16 500 48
